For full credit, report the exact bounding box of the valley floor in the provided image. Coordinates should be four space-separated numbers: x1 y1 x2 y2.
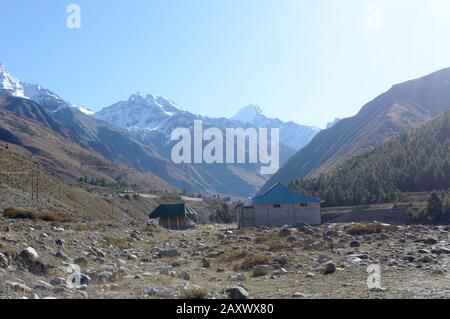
1 219 450 299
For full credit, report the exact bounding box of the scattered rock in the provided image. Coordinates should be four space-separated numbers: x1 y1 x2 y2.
74 257 89 266
226 286 249 299
323 261 336 275
424 238 438 245
432 247 450 255
19 247 39 263
350 240 360 248
157 249 180 258
279 228 292 237
272 268 288 276
286 236 297 243
0 253 8 269
228 274 247 282
34 281 54 291
180 269 191 281
55 239 65 247
145 286 177 298
202 258 211 268
420 255 434 263
253 265 270 277
160 266 176 277
5 282 31 293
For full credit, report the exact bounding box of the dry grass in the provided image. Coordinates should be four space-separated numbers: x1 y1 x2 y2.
2 207 77 223
72 223 103 232
0 243 18 261
268 240 286 252
239 253 270 271
345 223 398 236
181 287 208 299
219 249 249 263
292 238 329 251
195 225 216 231
104 236 131 250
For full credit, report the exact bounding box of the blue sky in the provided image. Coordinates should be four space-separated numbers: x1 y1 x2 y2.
2 0 450 128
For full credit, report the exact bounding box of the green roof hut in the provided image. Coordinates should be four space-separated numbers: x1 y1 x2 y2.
149 203 198 230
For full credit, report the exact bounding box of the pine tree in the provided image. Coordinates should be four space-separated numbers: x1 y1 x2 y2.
427 192 443 222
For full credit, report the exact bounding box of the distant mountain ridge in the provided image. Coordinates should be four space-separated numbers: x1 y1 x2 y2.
95 97 319 152
2 64 313 196
261 67 450 194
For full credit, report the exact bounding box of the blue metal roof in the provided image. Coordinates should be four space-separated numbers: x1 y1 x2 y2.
251 183 321 205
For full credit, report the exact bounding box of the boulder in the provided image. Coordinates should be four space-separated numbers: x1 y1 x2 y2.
19 247 39 263
253 265 270 277
350 240 360 248
202 258 211 268
287 236 297 243
424 238 438 245
279 228 292 237
180 269 191 281
0 252 8 269
323 261 336 275
431 247 450 255
55 239 65 247
226 286 249 299
157 249 180 258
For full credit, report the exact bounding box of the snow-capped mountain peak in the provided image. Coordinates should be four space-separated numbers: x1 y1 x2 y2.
231 104 266 124
0 63 26 98
94 92 186 130
129 92 147 102
1 63 93 115
22 82 76 112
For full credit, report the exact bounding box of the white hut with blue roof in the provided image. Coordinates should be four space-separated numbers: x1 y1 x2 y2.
238 183 321 228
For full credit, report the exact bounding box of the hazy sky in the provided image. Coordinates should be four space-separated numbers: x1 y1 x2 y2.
2 0 450 128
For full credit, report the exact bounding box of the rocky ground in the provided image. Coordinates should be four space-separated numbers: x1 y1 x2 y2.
1 218 450 299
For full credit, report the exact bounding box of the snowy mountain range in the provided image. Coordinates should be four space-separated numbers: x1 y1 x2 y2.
0 64 93 115
95 96 320 151
0 62 321 196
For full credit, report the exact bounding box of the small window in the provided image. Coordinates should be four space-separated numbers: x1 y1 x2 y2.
244 206 254 210
300 203 308 207
273 204 281 208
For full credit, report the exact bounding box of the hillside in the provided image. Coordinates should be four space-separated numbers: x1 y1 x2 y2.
0 94 172 193
0 147 150 221
291 110 450 206
261 68 450 194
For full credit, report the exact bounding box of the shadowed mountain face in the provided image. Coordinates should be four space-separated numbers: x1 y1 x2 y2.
0 94 171 191
261 68 450 194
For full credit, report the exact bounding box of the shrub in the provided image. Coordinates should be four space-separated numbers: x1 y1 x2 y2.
220 249 248 263
2 208 77 223
181 287 208 300
427 192 444 220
